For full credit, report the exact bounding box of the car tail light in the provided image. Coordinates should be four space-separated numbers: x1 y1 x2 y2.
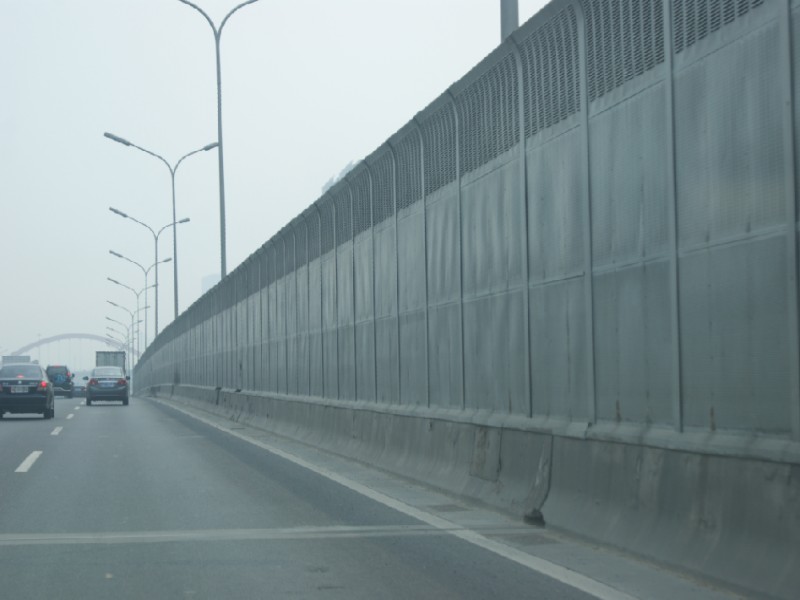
117 378 127 386
39 381 47 389
89 378 98 385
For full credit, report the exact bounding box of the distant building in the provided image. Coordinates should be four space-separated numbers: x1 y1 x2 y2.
201 274 220 295
322 161 357 194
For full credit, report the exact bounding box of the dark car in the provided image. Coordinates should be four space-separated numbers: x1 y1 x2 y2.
85 366 129 406
45 364 74 398
0 363 55 419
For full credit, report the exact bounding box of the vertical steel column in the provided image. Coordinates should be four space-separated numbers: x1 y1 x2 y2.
266 243 272 392
663 0 685 432
332 197 340 401
575 4 597 424
305 215 312 396
283 234 289 394
780 0 800 440
412 120 431 409
366 164 379 402
346 180 357 401
501 0 519 41
292 225 300 395
446 91 466 411
507 37 533 418
387 143 402 405
316 206 325 399
259 252 267 392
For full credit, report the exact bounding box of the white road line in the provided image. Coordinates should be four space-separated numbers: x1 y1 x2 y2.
0 524 531 546
66 414 74 420
160 401 637 600
15 451 43 473
74 406 80 410
50 427 63 436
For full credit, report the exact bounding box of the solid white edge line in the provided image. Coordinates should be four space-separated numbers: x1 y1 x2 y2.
156 399 638 600
50 427 63 436
15 451 43 473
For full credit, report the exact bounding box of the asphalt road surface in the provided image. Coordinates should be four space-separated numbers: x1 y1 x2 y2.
0 396 740 600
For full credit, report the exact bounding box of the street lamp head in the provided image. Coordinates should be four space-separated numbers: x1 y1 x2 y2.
107 277 120 285
106 300 120 308
104 132 132 146
162 257 173 264
178 218 191 224
109 207 128 219
109 250 123 258
203 142 219 152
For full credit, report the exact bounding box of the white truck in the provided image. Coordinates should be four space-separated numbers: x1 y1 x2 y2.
96 351 126 374
2 355 31 366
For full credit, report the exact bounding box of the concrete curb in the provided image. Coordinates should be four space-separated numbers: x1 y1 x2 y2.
147 384 799 600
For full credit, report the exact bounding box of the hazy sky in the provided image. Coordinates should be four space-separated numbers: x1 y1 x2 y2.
1 0 547 367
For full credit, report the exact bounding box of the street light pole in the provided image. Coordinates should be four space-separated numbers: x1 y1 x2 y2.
104 133 216 316
109 249 172 345
109 208 186 335
106 300 136 377
176 0 263 278
108 277 154 360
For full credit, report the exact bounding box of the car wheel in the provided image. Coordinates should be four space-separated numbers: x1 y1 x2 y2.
86 398 92 406
68 391 74 399
123 397 129 406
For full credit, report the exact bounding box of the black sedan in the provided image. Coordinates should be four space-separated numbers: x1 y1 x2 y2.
0 363 55 419
85 367 129 406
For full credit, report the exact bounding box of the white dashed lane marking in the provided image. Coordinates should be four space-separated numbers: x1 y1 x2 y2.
15 451 43 473
50 427 63 436
66 414 74 420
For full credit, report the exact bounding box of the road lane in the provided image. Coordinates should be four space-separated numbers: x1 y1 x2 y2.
0 396 599 600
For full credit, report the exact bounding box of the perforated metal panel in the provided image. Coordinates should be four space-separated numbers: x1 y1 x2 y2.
457 53 519 175
294 220 307 267
673 0 766 53
306 211 320 261
333 187 352 245
350 166 372 236
394 130 422 210
319 198 335 254
420 104 457 195
274 237 285 281
520 6 580 138
583 0 665 101
369 148 395 225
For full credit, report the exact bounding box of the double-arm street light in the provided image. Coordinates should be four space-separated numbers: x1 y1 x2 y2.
109 208 187 335
106 301 137 376
105 315 144 355
177 0 263 278
109 249 172 344
108 277 154 359
104 133 216 315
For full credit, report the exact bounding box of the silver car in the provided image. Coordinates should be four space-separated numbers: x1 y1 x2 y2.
85 366 129 406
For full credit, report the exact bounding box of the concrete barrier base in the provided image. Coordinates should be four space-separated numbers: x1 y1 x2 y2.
146 384 799 600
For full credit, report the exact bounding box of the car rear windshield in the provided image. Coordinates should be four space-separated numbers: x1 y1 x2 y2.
0 365 42 378
94 367 123 377
46 366 68 375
